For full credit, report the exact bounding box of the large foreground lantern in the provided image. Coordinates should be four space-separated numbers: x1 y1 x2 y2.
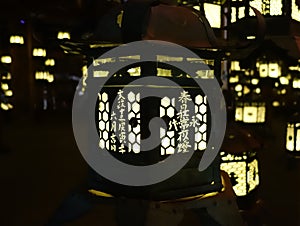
68 2 229 201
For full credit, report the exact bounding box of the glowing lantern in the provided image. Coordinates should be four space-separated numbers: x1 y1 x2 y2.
57 31 71 40
88 48 225 199
33 48 46 57
220 123 261 197
235 99 266 123
257 60 281 78
10 35 24 44
286 113 300 156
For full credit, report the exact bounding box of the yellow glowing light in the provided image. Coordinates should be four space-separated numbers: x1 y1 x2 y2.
3 73 11 80
286 123 300 152
279 76 289 85
243 86 251 95
45 59 55 66
1 83 9 90
10 35 24 44
157 68 172 77
57 31 71 40
250 0 263 16
258 63 268 78
269 63 281 78
281 89 287 95
231 61 240 71
235 102 266 123
127 67 141 76
272 101 280 107
235 84 243 92
93 71 109 77
258 62 281 78
35 71 54 82
247 36 256 40
204 3 221 28
221 154 259 196
251 78 259 85
229 75 239 84
0 103 13 110
255 88 261 94
292 0 300 22
33 48 46 57
47 74 54 83
5 90 13 96
293 78 300 88
1 56 12 64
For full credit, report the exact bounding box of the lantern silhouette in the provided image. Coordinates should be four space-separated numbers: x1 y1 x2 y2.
220 123 261 198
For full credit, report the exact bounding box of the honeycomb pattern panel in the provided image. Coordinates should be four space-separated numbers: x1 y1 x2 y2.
220 161 247 196
160 97 176 156
98 92 110 150
127 91 141 153
194 95 207 151
247 159 259 193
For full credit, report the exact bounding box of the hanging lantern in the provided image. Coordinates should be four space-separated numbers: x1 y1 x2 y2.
65 0 234 202
256 59 282 79
235 95 266 123
220 123 261 197
10 35 24 44
286 113 300 156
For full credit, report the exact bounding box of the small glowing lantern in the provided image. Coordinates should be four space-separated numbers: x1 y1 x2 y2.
33 48 46 57
10 35 24 44
293 77 300 89
57 31 71 40
256 60 281 78
286 113 300 156
1 56 12 64
45 58 55 66
235 98 266 123
220 123 261 197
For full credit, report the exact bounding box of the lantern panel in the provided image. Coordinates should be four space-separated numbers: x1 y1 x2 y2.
203 3 221 28
293 78 300 89
247 159 260 192
286 123 300 152
221 152 260 196
221 160 247 196
250 0 283 16
235 102 266 123
292 0 300 22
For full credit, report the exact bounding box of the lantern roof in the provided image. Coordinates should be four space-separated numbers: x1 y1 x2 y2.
221 122 263 154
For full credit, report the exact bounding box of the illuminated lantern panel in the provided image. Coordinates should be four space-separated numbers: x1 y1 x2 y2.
231 7 245 23
292 0 300 22
94 56 215 156
57 31 71 40
203 3 221 28
97 90 208 155
220 151 259 196
35 71 54 83
10 35 24 44
235 102 266 123
250 0 283 16
33 48 46 57
293 78 300 89
286 123 300 154
257 61 281 78
1 56 12 64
